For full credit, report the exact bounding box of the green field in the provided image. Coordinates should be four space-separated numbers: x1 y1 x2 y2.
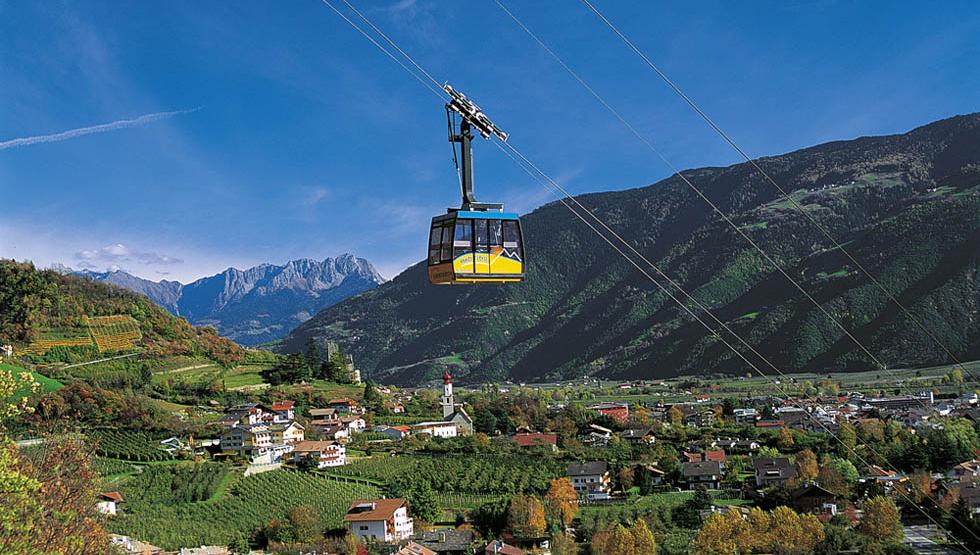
109 467 381 549
1 364 63 399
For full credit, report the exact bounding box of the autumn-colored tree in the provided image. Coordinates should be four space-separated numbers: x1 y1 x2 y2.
693 509 750 554
591 528 612 555
777 426 795 450
544 478 578 529
767 506 824 554
507 495 546 538
795 449 818 482
618 466 636 491
908 470 933 504
550 532 577 555
632 518 657 554
342 533 360 555
608 524 636 554
668 406 683 425
859 496 903 544
288 505 321 544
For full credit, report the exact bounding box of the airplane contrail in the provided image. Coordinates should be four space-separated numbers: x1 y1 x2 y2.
0 107 201 151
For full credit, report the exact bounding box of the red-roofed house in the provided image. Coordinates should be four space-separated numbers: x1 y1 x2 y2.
512 432 558 451
344 498 413 542
705 449 727 467
382 425 412 440
271 400 295 422
586 402 629 423
97 491 124 515
292 440 346 468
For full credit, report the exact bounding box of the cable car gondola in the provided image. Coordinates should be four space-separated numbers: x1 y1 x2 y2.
428 85 525 285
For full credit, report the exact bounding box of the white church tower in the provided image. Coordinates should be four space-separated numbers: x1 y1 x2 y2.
441 370 455 419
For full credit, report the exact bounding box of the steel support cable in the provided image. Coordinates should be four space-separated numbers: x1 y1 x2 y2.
317 0 978 544
579 0 978 384
493 0 961 417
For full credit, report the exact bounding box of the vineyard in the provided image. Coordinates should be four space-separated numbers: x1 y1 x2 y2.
91 430 173 462
94 456 137 477
121 465 231 504
109 468 380 549
86 315 143 352
333 454 564 495
20 327 94 355
21 315 143 355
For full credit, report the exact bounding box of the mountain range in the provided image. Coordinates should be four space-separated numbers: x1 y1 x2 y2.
73 254 384 345
280 113 980 385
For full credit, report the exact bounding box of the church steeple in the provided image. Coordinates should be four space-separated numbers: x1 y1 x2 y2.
441 370 454 419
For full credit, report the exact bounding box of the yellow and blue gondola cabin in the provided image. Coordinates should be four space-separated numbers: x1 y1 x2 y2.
428 211 524 285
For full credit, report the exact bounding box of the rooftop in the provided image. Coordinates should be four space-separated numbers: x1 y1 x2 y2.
344 498 408 522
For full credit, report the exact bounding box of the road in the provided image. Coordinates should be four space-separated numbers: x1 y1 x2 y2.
60 351 141 369
904 525 965 554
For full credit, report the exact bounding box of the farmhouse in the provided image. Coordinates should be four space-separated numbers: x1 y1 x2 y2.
413 421 458 439
96 491 124 516
682 461 722 490
753 457 798 487
586 402 629 423
291 440 346 468
567 461 611 495
344 498 414 542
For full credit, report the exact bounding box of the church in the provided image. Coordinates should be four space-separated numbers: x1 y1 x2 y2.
440 370 473 436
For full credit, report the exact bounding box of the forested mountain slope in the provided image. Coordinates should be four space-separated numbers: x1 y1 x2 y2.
282 113 980 385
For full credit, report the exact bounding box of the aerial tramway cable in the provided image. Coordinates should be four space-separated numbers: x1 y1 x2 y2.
492 0 961 426
315 0 979 545
578 0 979 385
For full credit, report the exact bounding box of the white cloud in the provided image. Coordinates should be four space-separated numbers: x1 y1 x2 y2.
0 107 201 151
75 243 184 266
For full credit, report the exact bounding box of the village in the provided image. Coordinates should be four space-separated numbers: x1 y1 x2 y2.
93 364 980 555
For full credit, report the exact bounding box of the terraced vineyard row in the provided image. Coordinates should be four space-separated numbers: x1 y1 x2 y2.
86 315 142 352
109 468 380 549
92 430 173 462
334 454 563 495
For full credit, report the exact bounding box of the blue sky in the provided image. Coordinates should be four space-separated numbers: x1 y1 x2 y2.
1 1 977 282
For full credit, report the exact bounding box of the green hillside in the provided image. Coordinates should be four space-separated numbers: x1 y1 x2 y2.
281 113 980 384
0 260 245 366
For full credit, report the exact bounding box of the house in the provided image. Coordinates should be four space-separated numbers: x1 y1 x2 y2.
344 498 414 543
220 403 267 427
414 529 475 554
948 459 980 480
753 457 798 487
733 408 758 425
221 424 294 463
309 407 338 421
96 492 124 515
481 540 523 555
317 423 351 443
683 408 716 428
328 398 363 415
339 415 367 434
382 425 412 440
413 421 458 439
958 485 980 514
732 440 761 453
582 424 612 446
640 463 666 486
682 461 722 490
512 432 558 451
704 448 727 468
292 440 346 468
755 419 785 429
269 421 305 444
620 427 656 444
587 402 629 423
567 461 611 495
270 400 295 422
395 542 436 555
790 483 838 516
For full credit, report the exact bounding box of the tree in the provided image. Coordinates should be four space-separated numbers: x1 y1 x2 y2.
859 496 902 544
408 481 441 524
304 337 322 371
668 406 683 425
550 532 577 555
618 466 636 492
632 518 657 554
795 449 819 482
288 505 321 544
342 533 360 555
474 408 498 435
693 509 749 554
608 524 636 554
228 533 249 554
507 495 546 538
777 426 795 450
544 478 578 530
